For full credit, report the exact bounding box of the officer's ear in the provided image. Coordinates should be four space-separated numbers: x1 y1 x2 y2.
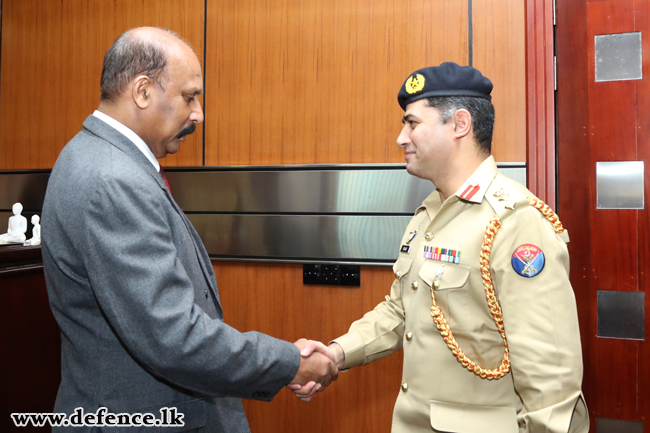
451 109 472 140
132 75 151 109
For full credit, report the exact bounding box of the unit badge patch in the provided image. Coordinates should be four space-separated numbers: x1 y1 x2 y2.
511 244 545 278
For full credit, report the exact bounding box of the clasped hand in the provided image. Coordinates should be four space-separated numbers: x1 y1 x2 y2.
287 339 343 402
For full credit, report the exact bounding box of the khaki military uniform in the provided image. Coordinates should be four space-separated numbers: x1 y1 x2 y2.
334 156 588 433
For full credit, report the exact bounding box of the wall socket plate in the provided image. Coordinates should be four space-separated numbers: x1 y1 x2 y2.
303 264 361 286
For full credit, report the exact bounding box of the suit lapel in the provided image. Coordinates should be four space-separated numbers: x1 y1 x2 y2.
82 115 223 314
82 116 166 190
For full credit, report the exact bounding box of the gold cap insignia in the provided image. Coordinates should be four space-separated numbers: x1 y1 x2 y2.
405 74 425 94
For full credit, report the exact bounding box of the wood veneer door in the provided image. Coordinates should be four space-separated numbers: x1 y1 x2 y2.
557 0 650 429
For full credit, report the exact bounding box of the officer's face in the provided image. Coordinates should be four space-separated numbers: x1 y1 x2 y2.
396 99 455 182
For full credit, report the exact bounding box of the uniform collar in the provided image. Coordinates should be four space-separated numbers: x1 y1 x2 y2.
453 155 498 203
417 155 498 219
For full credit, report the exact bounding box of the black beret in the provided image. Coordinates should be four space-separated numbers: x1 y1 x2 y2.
397 62 493 110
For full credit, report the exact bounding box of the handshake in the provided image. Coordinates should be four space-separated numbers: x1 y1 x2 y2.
287 339 345 402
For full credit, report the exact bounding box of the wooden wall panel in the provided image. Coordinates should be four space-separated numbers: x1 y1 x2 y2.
1 0 528 169
0 0 205 170
213 262 402 433
204 0 469 166
473 0 527 163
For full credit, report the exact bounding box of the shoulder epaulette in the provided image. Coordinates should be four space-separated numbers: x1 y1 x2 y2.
486 181 565 234
526 197 565 234
485 184 527 219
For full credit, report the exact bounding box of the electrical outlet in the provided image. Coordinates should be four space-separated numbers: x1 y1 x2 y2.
303 264 322 284
340 265 361 286
303 264 360 286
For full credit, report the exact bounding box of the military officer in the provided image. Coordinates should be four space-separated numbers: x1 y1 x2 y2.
312 63 588 432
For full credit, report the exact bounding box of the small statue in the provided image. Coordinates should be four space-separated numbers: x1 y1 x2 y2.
24 214 41 246
0 202 28 244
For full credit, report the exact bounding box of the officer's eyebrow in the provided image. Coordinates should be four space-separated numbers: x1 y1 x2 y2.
402 114 417 124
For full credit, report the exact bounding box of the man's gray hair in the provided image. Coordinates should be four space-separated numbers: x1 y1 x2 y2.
100 28 187 101
426 96 495 154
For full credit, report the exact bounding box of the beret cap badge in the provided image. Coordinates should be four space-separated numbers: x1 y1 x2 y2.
405 74 425 94
397 62 493 110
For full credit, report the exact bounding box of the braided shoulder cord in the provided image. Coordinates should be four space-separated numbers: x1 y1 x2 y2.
527 197 565 233
430 215 510 380
428 197 564 380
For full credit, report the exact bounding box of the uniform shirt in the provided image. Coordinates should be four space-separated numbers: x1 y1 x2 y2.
333 156 588 433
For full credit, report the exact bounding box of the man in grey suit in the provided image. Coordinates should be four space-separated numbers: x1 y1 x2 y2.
42 27 336 432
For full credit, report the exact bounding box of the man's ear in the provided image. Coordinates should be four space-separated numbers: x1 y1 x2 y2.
452 109 472 140
132 75 151 109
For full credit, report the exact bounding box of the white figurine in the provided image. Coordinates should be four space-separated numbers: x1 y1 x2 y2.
24 214 41 246
0 202 28 244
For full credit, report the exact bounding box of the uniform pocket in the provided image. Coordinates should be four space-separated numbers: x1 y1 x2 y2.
419 261 470 290
417 262 471 331
430 400 518 433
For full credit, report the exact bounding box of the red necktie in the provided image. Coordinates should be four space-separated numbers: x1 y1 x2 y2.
159 167 171 193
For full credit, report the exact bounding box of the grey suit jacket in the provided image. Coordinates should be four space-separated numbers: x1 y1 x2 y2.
42 115 300 432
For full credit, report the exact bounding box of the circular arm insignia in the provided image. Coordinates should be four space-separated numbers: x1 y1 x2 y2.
511 244 545 278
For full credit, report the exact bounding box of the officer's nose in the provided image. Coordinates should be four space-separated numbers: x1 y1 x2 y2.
396 124 411 148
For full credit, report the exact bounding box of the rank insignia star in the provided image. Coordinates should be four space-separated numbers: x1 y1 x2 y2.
493 188 507 201
494 188 516 209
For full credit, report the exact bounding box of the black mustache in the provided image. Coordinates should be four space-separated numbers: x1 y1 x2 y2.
176 123 196 139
